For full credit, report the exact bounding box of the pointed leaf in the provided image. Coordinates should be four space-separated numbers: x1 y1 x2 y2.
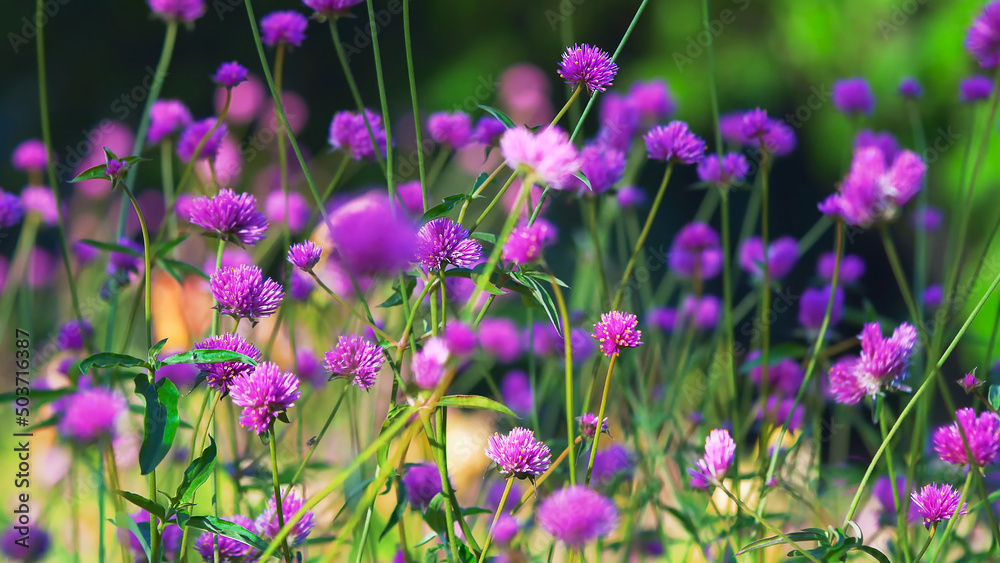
854 545 892 563
112 511 150 561
69 163 109 183
574 170 592 191
116 490 167 519
476 105 515 129
419 194 469 224
736 531 827 555
437 395 517 417
990 384 1000 412
157 258 210 281
171 437 216 508
158 348 258 368
149 338 169 364
80 239 144 257
134 375 180 475
80 352 150 375
175 514 267 551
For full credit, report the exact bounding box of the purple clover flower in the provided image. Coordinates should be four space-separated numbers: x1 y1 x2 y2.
644 121 706 164
411 337 450 390
416 218 482 272
324 334 385 391
502 219 557 265
537 486 618 546
401 463 443 508
738 236 799 280
189 189 269 246
855 130 900 163
899 77 924 99
832 78 875 115
2 525 50 561
20 186 58 225
478 318 522 362
428 111 473 149
576 144 626 193
741 108 772 139
500 126 581 189
577 413 610 438
679 294 721 332
213 61 248 88
194 334 261 394
911 483 968 529
500 370 534 417
261 11 308 47
688 428 736 489
57 387 127 443
0 189 24 229
327 192 417 277
592 311 642 357
959 371 983 393
933 408 1000 466
472 116 507 145
57 320 92 350
748 355 805 397
697 152 750 187
596 92 640 152
177 118 227 162
616 185 647 208
485 427 551 479
210 265 284 322
590 444 635 485
328 109 389 161
923 285 944 310
668 222 723 280
287 240 322 272
827 322 919 405
11 139 51 172
557 44 618 95
798 285 845 331
148 100 193 145
960 76 994 103
966 2 1000 67
444 322 477 356
265 190 310 234
254 489 314 546
817 252 865 284
148 0 205 22
912 205 944 232
228 361 300 434
818 147 926 227
628 79 676 123
303 0 364 16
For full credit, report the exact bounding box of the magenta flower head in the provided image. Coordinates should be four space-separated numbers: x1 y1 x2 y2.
210 265 284 323
818 147 926 227
538 486 618 546
697 152 750 187
328 192 417 277
20 186 58 225
558 44 618 95
748 355 805 397
738 236 799 280
11 139 51 172
923 285 944 310
679 294 721 332
287 240 322 272
616 185 647 208
328 109 389 161
575 144 626 194
833 78 875 115
303 0 364 17
817 252 865 284
148 0 205 22
195 515 254 561
688 428 736 489
411 337 451 390
428 112 473 149
503 218 558 265
213 61 248 89
0 190 24 229
967 2 1000 67
668 222 723 280
485 427 552 479
416 218 482 272
644 121 706 164
255 489 314 546
324 334 385 391
2 525 50 561
629 79 676 123
500 370 534 417
798 285 845 331
58 387 127 443
873 476 919 524
107 237 143 277
479 318 523 362
827 322 919 405
229 361 300 434
855 130 900 163
177 118 226 162
577 413 611 439
591 444 635 485
261 11 308 47
472 115 507 145
592 311 642 357
148 100 193 145
596 92 640 151
265 190 310 233
500 126 581 188
58 319 92 350
932 408 1000 466
741 108 772 139
899 77 924 99
912 205 943 232
960 76 994 103
194 334 261 394
401 462 443 508
959 371 983 393
911 483 969 529
189 189 269 246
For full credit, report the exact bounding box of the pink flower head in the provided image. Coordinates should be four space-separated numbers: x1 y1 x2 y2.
855 130 900 163
328 109 389 161
818 147 926 227
933 408 1000 466
500 126 581 189
401 463 443 508
616 185 647 208
324 334 385 391
575 143 625 193
798 284 845 331
502 218 557 265
194 334 261 394
148 0 205 22
148 100 193 145
260 11 308 47
57 387 127 443
229 362 300 434
472 116 507 145
738 236 799 280
11 139 51 172
444 322 478 356
210 264 284 323
668 222 723 280
833 78 875 115
537 486 618 546
628 79 676 123
411 337 450 390
287 240 322 271
960 75 994 103
688 428 736 489
255 489 314 546
0 190 24 229
577 413 610 438
189 189 269 246
265 190 310 234
428 111 473 149
326 192 417 277
596 92 640 152
478 318 523 362
817 252 865 284
899 77 923 99
303 0 364 16
592 311 642 357
748 355 805 397
416 218 482 272
827 322 919 404
644 121 706 164
213 61 248 89
557 44 618 95
215 74 266 124
911 483 969 529
741 108 772 139
679 294 721 331
966 2 1000 67
697 152 750 187
958 371 983 393
500 370 534 417
177 118 227 162
485 427 551 479
20 186 59 225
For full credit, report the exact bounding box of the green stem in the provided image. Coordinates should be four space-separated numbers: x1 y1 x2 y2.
425 414 459 563
477 477 514 563
547 267 577 485
720 189 739 493
880 403 907 560
913 524 936 562
585 355 617 485
457 164 505 225
584 198 610 305
161 140 177 242
717 485 822 563
269 424 294 562
308 271 394 343
0 214 40 340
209 239 225 334
364 0 396 204
290 384 347 485
470 172 517 233
402 0 428 210
880 225 927 341
174 91 231 198
929 470 974 563
758 140 772 435
551 85 583 126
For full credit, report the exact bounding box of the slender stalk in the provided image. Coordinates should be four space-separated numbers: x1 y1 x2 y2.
365 0 396 203
551 85 583 126
584 198 610 304
880 225 927 342
161 140 178 241
478 478 514 563
0 214 40 339
426 413 459 563
402 0 428 210
470 173 518 233
174 92 231 198
290 385 347 485
308 271 394 343
880 404 907 558
457 164 505 225
757 141 773 430
914 524 936 562
929 470 974 563
269 424 294 562
719 190 739 491
717 485 822 563
209 240 226 334
69 452 80 563
547 267 577 485
585 355 617 485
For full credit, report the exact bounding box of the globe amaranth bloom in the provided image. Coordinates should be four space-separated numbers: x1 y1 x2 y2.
0 189 24 229
855 130 900 163
628 79 676 123
933 408 1000 466
303 0 364 16
177 118 227 162
328 109 389 161
738 236 799 280
261 11 308 47
229 361 300 434
265 190 310 233
697 152 749 187
818 147 926 227
129 512 182 558
500 126 581 188
255 489 314 546
478 318 523 362
798 285 845 331
873 475 920 525
444 322 478 356
57 319 92 350
912 205 944 232
492 515 520 544
502 219 557 265
911 483 969 529
324 334 385 391
827 322 919 405
427 111 473 149
748 355 804 397
616 185 647 208
148 0 205 22
401 462 443 508
966 2 1000 67
592 311 642 357
11 139 51 172
959 371 983 394
590 444 635 485
194 334 261 393
596 92 640 152
287 240 322 271
213 61 248 89
148 100 193 145
195 515 254 561
575 144 626 193
741 108 772 139
817 252 865 284
411 337 451 390
537 486 618 546
923 285 944 310
644 121 706 164
832 78 875 115
678 294 721 332
960 76 994 103
557 44 618 95
899 77 924 99
688 428 736 489
485 427 552 479
20 186 58 225
1 525 50 561
57 387 127 443
416 218 482 272
668 222 723 280
500 370 534 417
326 192 417 277
472 115 507 145
189 189 269 246
577 413 610 438
210 265 284 322
107 237 144 277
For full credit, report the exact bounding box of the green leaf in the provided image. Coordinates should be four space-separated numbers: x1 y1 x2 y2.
151 236 189 260
69 163 109 183
175 514 268 551
736 530 827 555
0 388 73 406
80 238 144 257
378 275 417 309
423 494 448 536
123 155 151 166
116 490 167 519
80 352 150 375
157 258 210 281
574 170 592 191
662 506 701 543
437 395 517 417
517 273 562 335
989 385 1000 411
112 511 150 562
476 105 515 128
419 194 468 224
134 375 180 475
158 348 258 369
471 273 505 296
471 172 490 193
854 545 892 563
380 473 408 540
103 147 121 162
171 437 216 508
149 338 169 364
470 232 496 245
